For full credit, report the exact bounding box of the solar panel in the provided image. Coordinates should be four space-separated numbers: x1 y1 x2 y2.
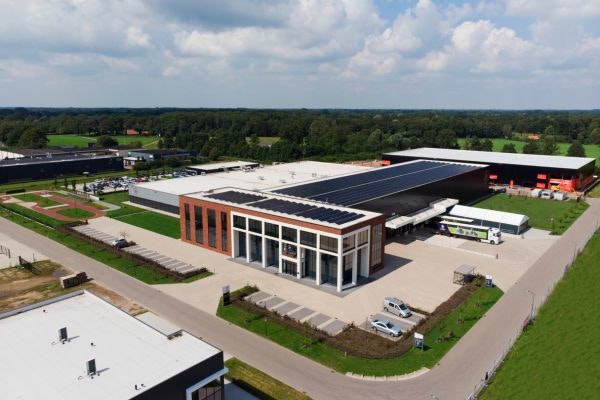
273 161 481 206
205 191 264 204
245 198 364 225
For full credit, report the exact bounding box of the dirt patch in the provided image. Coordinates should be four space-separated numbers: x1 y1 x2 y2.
0 261 145 315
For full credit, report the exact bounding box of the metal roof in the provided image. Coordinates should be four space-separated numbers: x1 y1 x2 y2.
384 148 595 170
449 204 529 227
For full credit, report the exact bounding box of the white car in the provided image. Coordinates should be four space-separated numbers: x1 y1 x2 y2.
370 319 401 337
383 297 412 318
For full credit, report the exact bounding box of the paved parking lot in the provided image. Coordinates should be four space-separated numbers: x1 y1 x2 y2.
86 217 556 327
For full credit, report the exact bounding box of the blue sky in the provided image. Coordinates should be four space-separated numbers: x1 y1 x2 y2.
0 0 598 109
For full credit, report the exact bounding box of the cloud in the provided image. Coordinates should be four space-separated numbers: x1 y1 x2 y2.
505 0 600 18
127 27 151 48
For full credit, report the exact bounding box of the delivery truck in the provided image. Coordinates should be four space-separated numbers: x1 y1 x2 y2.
437 216 501 245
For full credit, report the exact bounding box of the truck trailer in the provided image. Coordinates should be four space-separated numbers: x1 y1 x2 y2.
437 216 501 245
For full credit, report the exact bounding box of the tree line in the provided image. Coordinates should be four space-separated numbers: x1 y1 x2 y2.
1 108 599 162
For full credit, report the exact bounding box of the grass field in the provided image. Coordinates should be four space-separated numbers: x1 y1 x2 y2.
246 136 281 146
12 193 62 207
47 134 157 148
225 358 311 400
457 138 600 161
101 191 181 239
56 207 96 219
474 194 589 234
480 232 600 399
218 285 502 376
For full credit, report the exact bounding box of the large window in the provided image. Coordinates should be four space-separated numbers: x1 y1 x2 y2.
265 222 279 238
343 253 353 284
194 206 203 244
191 378 223 400
320 253 338 284
249 218 262 234
266 238 279 267
320 235 338 253
282 243 297 258
282 226 297 242
343 235 355 252
357 230 368 246
282 260 297 276
371 224 383 267
250 234 262 263
221 211 228 251
184 204 191 241
233 215 246 229
302 248 317 279
300 231 317 248
208 209 216 248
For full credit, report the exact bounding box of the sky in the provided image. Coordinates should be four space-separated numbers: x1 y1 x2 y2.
0 0 599 109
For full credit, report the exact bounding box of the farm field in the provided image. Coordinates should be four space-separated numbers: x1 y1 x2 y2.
457 138 600 161
473 194 588 234
47 134 158 148
480 232 600 399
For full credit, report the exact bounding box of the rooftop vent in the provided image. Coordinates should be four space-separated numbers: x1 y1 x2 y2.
59 327 68 343
86 359 97 376
257 176 264 180
312 172 317 177
280 179 286 184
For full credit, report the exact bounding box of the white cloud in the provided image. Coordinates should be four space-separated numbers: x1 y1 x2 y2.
505 0 600 18
127 27 150 48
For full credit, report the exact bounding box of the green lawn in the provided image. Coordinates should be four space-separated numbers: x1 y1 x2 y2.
225 358 311 400
47 134 157 148
218 285 502 376
12 193 62 207
101 191 181 239
473 194 589 234
56 208 96 219
480 232 600 399
246 136 281 146
457 138 600 163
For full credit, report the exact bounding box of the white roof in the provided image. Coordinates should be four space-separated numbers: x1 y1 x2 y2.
385 148 595 170
0 150 24 160
449 204 529 226
188 160 258 171
131 161 370 196
0 291 221 400
386 198 458 229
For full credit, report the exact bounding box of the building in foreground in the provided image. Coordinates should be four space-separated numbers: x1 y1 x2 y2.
178 159 488 291
383 148 596 192
0 290 227 400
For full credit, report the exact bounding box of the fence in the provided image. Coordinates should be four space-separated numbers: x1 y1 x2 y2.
468 218 597 399
0 244 11 259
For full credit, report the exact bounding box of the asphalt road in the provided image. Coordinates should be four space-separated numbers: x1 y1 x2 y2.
2 199 598 400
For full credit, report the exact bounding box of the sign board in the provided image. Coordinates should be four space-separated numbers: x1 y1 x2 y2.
222 285 231 306
485 275 493 288
414 332 424 350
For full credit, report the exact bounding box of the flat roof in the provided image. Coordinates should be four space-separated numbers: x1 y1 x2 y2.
132 161 370 196
0 150 24 160
272 160 485 206
0 153 118 167
0 290 221 400
384 148 595 170
187 160 259 172
449 204 529 226
190 188 381 229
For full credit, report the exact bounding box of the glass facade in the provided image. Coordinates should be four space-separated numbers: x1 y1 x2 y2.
249 218 262 234
371 224 383 266
282 226 297 242
249 234 262 263
233 215 246 229
266 238 279 267
282 243 297 258
320 235 338 253
191 378 223 400
343 235 355 252
236 231 246 258
208 209 216 248
282 259 297 276
343 253 353 284
194 206 203 244
265 222 279 238
221 212 228 251
184 204 191 241
357 230 368 246
300 231 317 247
320 253 337 284
302 248 317 279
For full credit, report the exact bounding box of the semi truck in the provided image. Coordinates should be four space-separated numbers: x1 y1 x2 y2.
437 216 501 245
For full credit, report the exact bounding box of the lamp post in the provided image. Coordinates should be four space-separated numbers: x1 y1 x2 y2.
527 289 535 322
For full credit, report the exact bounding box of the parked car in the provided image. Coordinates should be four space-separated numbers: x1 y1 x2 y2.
383 297 412 318
370 319 401 337
110 238 129 249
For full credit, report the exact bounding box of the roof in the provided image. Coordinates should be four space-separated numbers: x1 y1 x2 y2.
272 160 485 206
190 188 381 228
129 149 189 156
449 204 529 226
0 153 118 167
455 264 475 274
0 150 24 160
187 160 259 172
0 290 221 400
131 161 370 196
386 198 458 229
384 148 595 170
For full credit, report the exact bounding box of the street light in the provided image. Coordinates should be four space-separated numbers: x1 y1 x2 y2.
527 289 535 322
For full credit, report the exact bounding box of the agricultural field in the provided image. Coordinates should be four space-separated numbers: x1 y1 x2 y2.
480 232 600 399
457 138 600 162
47 134 158 148
474 194 588 234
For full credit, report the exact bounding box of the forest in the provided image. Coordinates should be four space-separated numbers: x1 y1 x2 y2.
1 108 599 163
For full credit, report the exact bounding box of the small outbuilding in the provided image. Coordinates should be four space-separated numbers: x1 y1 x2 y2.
449 204 529 235
454 264 475 285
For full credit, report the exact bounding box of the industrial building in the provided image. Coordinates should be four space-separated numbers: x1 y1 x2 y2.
383 148 596 192
176 159 488 291
0 290 227 400
0 153 123 184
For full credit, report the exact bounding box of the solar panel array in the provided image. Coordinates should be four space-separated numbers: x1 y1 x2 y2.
273 160 481 206
205 191 365 225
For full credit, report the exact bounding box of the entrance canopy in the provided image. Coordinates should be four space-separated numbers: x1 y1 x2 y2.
385 198 458 229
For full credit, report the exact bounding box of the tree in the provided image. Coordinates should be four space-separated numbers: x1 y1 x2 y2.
523 139 540 154
540 135 558 155
480 138 493 152
589 128 600 145
157 138 164 149
567 140 586 157
501 143 517 153
164 157 181 168
96 135 118 148
18 128 47 148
